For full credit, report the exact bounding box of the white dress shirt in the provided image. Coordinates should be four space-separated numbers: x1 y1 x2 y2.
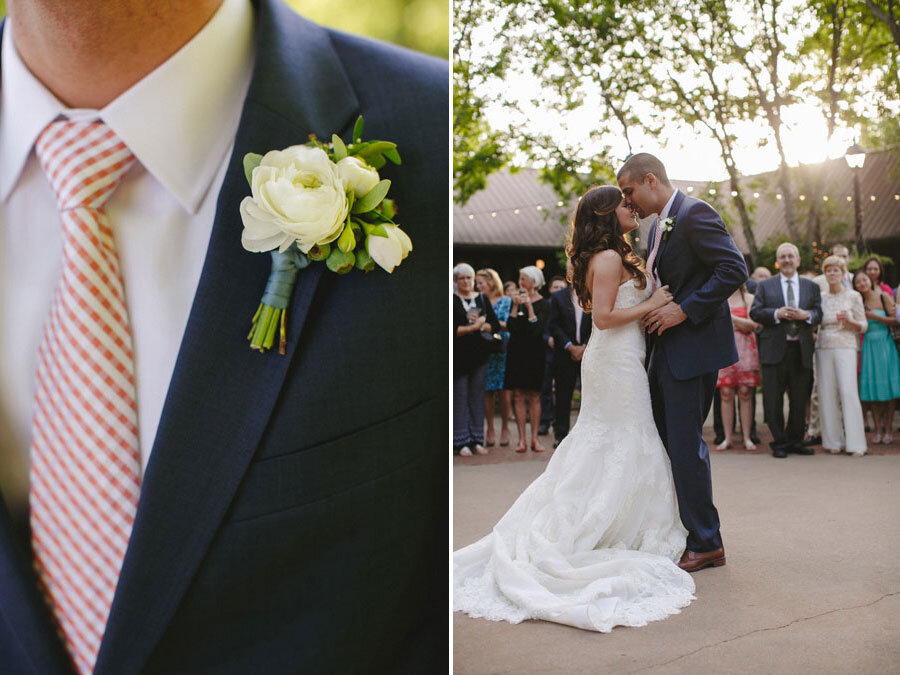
775 271 812 340
0 0 255 507
658 189 679 222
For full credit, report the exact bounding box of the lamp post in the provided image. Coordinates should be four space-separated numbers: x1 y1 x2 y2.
845 144 867 253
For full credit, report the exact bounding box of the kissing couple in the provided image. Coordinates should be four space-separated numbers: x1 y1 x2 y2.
454 153 748 632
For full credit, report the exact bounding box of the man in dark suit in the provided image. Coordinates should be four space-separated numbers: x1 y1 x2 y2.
618 153 747 573
0 1 446 672
749 243 822 458
546 269 592 447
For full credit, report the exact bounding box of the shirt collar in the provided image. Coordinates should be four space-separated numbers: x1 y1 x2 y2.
1 0 255 212
780 271 798 283
658 189 679 221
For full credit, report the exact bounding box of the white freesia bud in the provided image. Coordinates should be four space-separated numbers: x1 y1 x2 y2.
336 156 381 197
367 224 413 273
240 146 348 254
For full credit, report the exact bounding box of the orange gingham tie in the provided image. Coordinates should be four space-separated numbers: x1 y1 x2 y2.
30 120 141 674
645 217 663 291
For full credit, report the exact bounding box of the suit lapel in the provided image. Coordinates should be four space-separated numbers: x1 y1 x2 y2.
94 1 359 671
653 190 685 277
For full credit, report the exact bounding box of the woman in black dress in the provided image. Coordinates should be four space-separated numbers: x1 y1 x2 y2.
505 265 550 452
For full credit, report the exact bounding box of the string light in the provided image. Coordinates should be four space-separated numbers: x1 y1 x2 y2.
870 195 876 201
535 259 545 270
753 192 760 198
799 195 806 201
731 191 737 197
491 212 497 217
776 194 782 200
468 214 474 219
514 208 520 214
687 186 694 193
895 195 899 200
536 205 543 211
557 201 564 207
847 196 852 202
823 195 829 201
709 188 716 195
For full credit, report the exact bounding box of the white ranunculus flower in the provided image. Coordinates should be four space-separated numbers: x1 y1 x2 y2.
367 224 413 273
336 156 380 197
240 146 349 254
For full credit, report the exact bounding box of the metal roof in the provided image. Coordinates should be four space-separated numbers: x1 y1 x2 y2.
454 151 900 252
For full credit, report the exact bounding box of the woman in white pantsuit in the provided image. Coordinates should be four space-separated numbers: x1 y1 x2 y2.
815 256 868 456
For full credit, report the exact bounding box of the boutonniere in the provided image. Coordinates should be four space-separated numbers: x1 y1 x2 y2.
660 216 676 241
239 116 412 354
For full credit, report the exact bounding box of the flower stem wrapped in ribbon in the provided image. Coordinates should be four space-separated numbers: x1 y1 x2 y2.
240 116 412 353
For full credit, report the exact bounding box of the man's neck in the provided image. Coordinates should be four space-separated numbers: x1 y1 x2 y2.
7 0 223 108
781 271 798 281
657 187 676 216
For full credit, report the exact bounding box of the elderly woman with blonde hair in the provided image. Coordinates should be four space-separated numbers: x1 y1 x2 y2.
504 265 551 452
816 256 868 455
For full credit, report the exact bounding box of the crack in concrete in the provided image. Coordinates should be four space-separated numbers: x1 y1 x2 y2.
630 590 900 674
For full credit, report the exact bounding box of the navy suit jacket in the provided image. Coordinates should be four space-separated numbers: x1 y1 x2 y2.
547 288 592 365
648 190 748 380
0 1 447 673
749 275 823 369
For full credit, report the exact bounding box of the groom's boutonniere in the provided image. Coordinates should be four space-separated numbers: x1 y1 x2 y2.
239 116 412 354
660 216 676 242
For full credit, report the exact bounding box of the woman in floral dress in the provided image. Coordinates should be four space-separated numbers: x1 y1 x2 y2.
476 269 512 447
716 285 761 450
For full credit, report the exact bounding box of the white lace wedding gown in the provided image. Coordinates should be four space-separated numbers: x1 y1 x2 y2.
453 278 695 632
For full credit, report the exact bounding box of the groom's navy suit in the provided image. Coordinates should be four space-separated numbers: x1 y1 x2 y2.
646 190 747 553
0 1 446 673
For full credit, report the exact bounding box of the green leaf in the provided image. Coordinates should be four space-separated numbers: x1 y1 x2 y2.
384 147 402 165
364 209 396 225
356 141 396 160
367 153 387 170
352 115 365 144
352 179 391 214
243 153 263 186
331 134 347 161
326 247 355 274
361 221 389 238
337 222 356 253
380 198 396 220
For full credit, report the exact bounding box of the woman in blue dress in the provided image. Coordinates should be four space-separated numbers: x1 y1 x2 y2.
476 268 512 447
854 270 900 444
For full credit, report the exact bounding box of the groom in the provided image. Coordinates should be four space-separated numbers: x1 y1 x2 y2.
617 154 747 572
0 0 446 672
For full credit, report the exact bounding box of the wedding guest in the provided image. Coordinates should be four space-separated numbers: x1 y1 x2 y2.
476 268 512 447
816 257 868 455
716 285 761 450
504 280 518 299
505 266 550 452
854 270 900 444
863 256 894 296
547 263 592 448
750 243 822 458
813 244 853 291
454 263 500 456
714 266 768 444
539 275 569 435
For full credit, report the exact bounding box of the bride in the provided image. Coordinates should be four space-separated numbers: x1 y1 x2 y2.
453 185 695 632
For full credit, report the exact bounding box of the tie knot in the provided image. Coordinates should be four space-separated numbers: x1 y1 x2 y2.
35 120 136 211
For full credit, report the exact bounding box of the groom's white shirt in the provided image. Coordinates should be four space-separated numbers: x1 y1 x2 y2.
658 189 679 223
648 189 680 288
0 0 254 508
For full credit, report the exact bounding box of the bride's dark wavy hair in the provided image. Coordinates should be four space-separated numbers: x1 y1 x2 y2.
565 185 646 310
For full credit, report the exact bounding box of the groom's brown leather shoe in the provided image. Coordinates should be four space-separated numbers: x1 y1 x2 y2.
678 548 726 572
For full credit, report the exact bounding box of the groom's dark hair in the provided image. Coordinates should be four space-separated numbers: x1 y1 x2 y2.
617 153 671 187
